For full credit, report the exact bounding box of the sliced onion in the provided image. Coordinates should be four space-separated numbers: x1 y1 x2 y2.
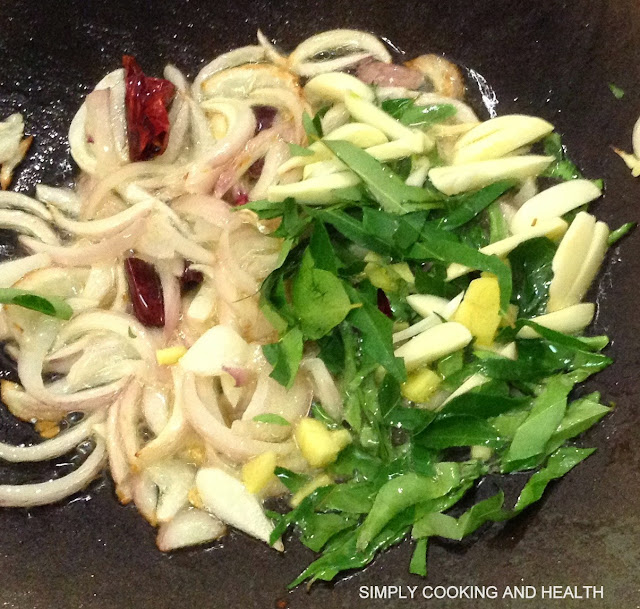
158 262 181 340
20 217 145 266
82 162 169 219
192 46 266 101
171 194 232 230
77 263 116 306
48 200 152 237
250 87 306 143
182 372 294 463
132 470 158 525
250 140 290 201
136 213 215 265
157 94 190 165
300 358 343 420
54 310 158 363
180 325 250 376
142 386 170 436
200 65 299 100
0 409 105 463
0 209 59 245
35 185 81 217
136 368 188 467
289 30 391 77
69 69 126 174
0 191 52 221
18 320 131 412
0 379 63 422
0 435 107 508
0 253 52 288
106 69 128 163
117 380 143 466
106 399 133 503
156 506 226 551
243 371 312 423
214 128 279 198
186 279 217 324
191 98 256 169
147 458 195 522
84 88 119 176
256 30 289 68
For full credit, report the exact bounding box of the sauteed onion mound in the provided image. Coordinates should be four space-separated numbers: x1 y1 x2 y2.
0 29 629 585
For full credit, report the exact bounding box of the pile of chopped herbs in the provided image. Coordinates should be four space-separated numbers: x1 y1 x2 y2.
243 99 628 588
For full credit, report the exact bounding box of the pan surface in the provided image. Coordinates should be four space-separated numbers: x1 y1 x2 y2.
0 1 639 607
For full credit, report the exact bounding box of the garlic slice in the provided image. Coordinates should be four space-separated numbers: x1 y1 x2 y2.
516 303 595 338
447 217 568 281
452 115 554 165
344 92 416 141
510 179 601 234
267 171 360 204
429 155 553 195
547 212 609 312
394 321 472 371
196 467 282 550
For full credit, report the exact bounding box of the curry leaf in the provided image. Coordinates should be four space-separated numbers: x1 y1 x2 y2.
262 327 304 388
292 252 352 339
348 301 407 382
252 414 291 426
357 465 461 550
417 415 504 449
324 140 433 214
503 375 572 467
0 288 73 320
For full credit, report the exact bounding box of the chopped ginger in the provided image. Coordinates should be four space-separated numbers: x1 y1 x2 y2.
401 368 441 403
294 418 351 468
453 276 501 346
242 451 277 494
156 346 187 366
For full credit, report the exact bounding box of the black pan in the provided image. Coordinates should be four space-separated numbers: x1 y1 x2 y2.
1 1 639 607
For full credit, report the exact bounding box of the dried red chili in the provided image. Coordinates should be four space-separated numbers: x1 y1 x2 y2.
123 55 176 162
124 257 165 327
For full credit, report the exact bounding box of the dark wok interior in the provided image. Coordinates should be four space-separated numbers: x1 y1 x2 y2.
0 1 639 607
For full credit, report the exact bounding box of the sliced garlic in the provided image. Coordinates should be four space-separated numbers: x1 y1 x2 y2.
516 303 595 338
156 507 226 552
394 321 472 371
406 292 463 319
196 467 282 550
429 155 553 195
547 212 609 312
364 131 431 160
344 91 415 141
406 294 450 317
452 115 554 165
180 325 250 376
563 222 609 308
447 217 568 281
510 179 601 234
267 171 360 204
